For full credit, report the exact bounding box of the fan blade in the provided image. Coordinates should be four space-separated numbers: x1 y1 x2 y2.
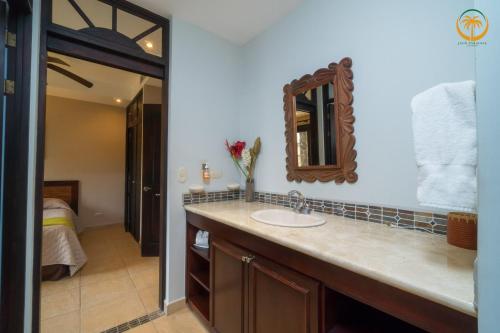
48 63 94 88
47 56 70 67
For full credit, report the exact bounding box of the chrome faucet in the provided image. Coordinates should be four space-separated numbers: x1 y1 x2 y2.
288 190 311 214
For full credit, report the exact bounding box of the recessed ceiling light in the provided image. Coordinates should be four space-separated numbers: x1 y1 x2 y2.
145 41 154 49
115 98 122 103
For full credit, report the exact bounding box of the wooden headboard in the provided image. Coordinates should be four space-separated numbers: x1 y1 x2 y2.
43 180 79 215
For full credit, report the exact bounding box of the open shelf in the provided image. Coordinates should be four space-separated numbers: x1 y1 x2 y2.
190 245 210 262
187 222 211 324
189 293 210 321
190 270 210 292
324 288 425 333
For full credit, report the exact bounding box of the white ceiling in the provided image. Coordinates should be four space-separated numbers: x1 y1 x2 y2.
47 52 162 106
128 0 304 45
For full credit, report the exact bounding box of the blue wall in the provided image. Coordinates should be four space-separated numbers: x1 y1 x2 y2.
476 0 500 331
166 1 489 313
167 17 242 303
239 0 474 210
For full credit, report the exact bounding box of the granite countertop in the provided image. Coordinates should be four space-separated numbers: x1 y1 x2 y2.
185 200 477 317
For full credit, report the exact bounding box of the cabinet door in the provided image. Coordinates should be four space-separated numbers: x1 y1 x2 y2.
211 238 248 333
248 256 320 333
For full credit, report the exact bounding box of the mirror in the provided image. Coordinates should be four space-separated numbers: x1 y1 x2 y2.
283 58 358 183
295 83 337 167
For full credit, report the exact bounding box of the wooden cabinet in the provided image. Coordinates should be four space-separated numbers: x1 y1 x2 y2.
185 211 477 333
211 239 247 333
210 237 319 333
248 256 319 333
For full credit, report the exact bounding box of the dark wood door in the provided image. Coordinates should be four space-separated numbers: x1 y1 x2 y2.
125 126 135 234
125 96 141 241
210 238 248 333
133 95 143 241
248 256 320 333
141 104 161 256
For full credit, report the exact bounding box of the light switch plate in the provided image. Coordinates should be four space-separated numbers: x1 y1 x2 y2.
177 167 187 183
210 169 223 179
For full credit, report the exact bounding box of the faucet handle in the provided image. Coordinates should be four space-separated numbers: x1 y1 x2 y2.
302 201 312 214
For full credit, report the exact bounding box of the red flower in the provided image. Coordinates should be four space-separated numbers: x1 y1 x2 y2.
225 140 246 159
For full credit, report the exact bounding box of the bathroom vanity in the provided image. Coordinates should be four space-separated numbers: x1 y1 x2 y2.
185 201 477 333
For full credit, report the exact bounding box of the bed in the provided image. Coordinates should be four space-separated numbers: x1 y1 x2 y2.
42 181 87 280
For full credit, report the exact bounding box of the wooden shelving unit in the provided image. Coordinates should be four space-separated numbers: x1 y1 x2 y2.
190 246 209 261
190 270 210 292
186 223 211 323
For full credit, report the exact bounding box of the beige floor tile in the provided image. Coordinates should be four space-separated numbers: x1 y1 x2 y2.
81 275 136 309
80 229 114 242
41 222 163 333
153 308 209 333
82 252 124 270
122 250 156 264
82 241 121 259
130 267 160 291
109 230 135 242
81 291 146 333
128 322 158 333
41 310 80 333
115 244 143 260
80 235 124 250
41 287 80 320
80 257 129 286
138 286 160 312
125 256 159 276
41 273 80 297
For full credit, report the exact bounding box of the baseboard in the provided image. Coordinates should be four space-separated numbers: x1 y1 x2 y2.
164 297 186 315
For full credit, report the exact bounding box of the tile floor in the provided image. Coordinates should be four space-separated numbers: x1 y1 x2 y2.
41 223 208 333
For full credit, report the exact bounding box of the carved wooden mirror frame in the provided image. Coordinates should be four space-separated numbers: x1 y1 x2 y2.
283 57 358 183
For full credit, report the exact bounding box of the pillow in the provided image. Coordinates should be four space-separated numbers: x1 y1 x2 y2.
43 198 71 210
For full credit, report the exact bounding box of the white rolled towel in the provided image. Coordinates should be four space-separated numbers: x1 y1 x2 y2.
411 80 477 212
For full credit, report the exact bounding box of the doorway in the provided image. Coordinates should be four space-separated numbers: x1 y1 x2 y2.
125 91 162 256
33 1 169 332
40 49 164 331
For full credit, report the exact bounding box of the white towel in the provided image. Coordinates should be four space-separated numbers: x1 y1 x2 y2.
411 80 477 212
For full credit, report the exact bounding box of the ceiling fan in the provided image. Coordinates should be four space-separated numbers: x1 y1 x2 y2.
47 56 94 88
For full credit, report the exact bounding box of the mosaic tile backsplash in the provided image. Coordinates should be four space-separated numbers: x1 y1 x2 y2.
183 190 448 235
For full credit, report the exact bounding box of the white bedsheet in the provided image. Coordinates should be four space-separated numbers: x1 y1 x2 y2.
42 208 87 275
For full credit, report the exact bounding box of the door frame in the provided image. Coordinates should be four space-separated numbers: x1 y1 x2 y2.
32 0 169 332
0 2 35 332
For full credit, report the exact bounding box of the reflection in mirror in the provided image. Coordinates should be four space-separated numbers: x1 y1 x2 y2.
295 82 336 167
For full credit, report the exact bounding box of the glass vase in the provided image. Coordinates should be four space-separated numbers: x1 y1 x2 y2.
245 179 255 202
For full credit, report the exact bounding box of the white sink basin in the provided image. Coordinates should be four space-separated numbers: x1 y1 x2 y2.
250 209 326 228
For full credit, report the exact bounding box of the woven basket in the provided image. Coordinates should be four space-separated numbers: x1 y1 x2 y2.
447 212 477 250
